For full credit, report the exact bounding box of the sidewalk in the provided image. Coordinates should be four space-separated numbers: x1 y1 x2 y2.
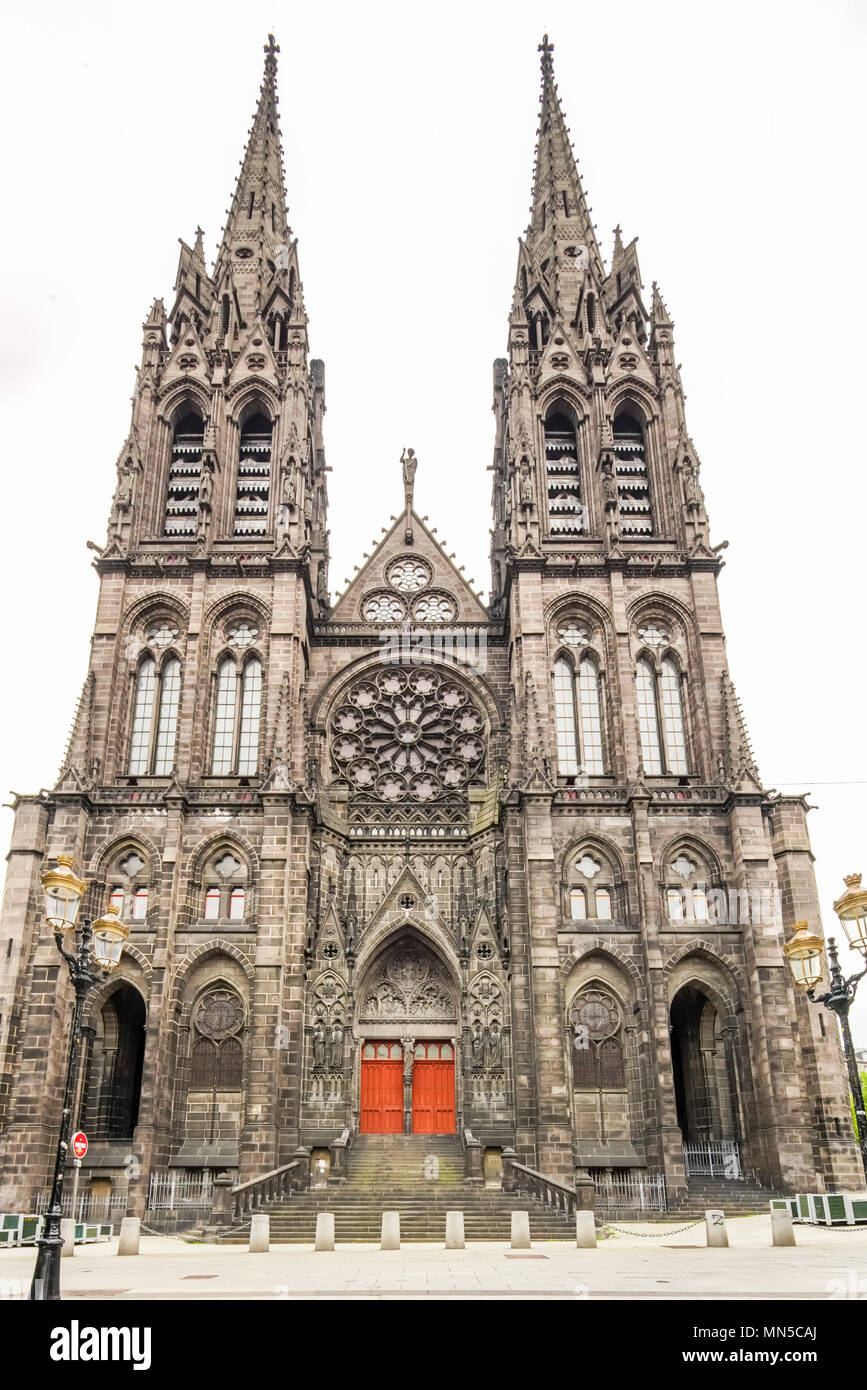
2 1216 867 1299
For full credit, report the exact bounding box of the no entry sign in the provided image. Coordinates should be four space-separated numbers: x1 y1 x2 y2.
71 1131 88 1159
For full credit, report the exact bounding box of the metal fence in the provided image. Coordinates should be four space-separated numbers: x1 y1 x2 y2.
34 1191 130 1223
683 1139 742 1179
592 1171 667 1212
146 1170 215 1211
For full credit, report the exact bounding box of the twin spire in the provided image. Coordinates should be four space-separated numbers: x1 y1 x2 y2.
210 34 293 322
527 34 604 282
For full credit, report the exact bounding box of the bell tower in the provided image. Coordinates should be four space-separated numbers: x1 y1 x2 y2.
489 36 862 1192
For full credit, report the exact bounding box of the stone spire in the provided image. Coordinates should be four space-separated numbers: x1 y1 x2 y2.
527 35 604 281
211 34 294 331
721 675 762 790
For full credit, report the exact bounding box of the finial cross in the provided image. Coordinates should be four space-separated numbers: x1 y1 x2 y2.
538 34 554 72
264 33 280 70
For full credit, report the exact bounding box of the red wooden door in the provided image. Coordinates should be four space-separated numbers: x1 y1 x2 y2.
360 1042 404 1133
411 1042 456 1133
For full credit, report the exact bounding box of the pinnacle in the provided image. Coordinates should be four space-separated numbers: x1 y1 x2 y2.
212 33 294 314
651 279 674 326
525 35 604 278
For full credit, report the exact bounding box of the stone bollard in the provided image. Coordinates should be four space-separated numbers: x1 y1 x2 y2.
249 1214 270 1253
511 1210 531 1249
315 1213 335 1251
381 1211 400 1250
464 1140 484 1185
445 1211 465 1249
61 1219 75 1257
705 1209 729 1248
771 1209 797 1247
575 1211 596 1249
118 1216 141 1256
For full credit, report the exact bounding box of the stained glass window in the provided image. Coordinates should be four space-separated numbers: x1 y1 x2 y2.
211 658 237 775
636 658 663 775
577 657 605 773
553 658 579 776
128 658 156 774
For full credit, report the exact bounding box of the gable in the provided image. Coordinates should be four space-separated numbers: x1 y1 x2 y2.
329 512 489 625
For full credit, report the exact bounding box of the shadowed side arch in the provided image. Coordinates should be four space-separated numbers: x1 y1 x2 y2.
353 917 462 997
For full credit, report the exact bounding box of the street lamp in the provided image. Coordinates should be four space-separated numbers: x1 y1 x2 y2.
783 879 867 1185
30 857 129 1301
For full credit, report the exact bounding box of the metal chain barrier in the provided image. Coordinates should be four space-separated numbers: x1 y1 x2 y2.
798 1222 867 1233
139 1222 204 1242
603 1219 705 1238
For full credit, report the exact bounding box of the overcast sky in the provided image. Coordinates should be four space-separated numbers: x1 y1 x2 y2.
1 0 865 1038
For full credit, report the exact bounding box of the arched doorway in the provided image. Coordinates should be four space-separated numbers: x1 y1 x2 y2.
82 984 147 1140
669 984 738 1147
356 935 458 1135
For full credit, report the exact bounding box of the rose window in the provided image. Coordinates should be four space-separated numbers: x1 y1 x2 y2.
147 622 179 648
413 593 456 624
363 594 405 624
387 558 430 593
330 668 486 811
227 621 259 648
557 622 590 647
570 989 620 1041
638 624 671 647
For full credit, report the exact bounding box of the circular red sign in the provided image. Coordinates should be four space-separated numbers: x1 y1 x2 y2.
71 1131 88 1159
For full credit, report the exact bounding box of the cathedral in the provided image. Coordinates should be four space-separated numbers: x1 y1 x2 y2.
0 34 860 1220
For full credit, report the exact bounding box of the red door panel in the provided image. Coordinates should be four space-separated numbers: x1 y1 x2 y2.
412 1061 455 1134
360 1060 404 1133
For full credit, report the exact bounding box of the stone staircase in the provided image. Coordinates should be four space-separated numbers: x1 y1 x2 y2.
668 1176 785 1218
213 1135 581 1243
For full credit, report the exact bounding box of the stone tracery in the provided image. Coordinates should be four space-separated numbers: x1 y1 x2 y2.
330 667 486 821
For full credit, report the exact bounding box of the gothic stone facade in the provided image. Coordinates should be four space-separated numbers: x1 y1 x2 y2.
0 36 860 1212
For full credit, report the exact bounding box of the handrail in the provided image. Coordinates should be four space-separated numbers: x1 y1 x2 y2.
230 1160 302 1222
507 1160 579 1216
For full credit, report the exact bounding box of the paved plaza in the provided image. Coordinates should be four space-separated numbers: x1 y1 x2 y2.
2 1216 867 1299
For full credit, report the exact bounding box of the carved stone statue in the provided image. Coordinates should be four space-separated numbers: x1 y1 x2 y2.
316 560 329 605
401 447 418 491
471 1021 485 1070
281 462 297 508
114 466 134 511
198 463 213 508
312 1020 326 1070
684 461 702 507
486 1019 503 1070
602 458 618 511
519 457 534 508
328 1020 344 1071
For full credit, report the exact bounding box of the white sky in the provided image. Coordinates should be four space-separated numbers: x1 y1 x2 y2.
1 0 866 1038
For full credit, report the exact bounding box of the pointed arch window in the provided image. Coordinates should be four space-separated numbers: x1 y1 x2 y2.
189 988 246 1092
234 412 272 537
613 409 652 536
570 989 626 1090
544 410 584 536
566 850 617 925
211 656 263 776
636 657 689 775
128 656 181 776
665 851 712 923
164 413 204 538
553 656 606 776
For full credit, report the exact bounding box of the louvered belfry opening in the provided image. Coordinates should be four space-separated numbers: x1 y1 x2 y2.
613 409 652 535
544 410 584 536
164 412 204 537
234 412 273 537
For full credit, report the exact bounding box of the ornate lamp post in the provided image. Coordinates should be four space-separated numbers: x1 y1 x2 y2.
30 856 129 1301
783 874 867 1185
